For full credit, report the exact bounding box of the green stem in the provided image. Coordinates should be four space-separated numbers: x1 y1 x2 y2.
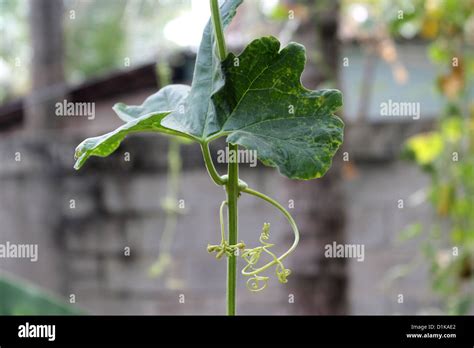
210 0 238 316
210 0 227 61
226 144 239 315
200 143 225 186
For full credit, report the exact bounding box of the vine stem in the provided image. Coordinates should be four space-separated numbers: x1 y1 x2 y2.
210 0 239 316
200 143 225 186
210 0 227 61
226 143 239 315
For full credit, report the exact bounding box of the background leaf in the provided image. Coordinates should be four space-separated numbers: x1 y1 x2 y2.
0 275 82 315
403 131 443 166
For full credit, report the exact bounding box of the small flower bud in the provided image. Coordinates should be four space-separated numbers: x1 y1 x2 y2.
216 249 225 259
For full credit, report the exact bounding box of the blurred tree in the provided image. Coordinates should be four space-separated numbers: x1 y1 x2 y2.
25 0 66 129
64 0 127 82
286 0 348 315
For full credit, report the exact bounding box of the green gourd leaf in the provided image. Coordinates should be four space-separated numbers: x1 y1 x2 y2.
75 0 343 181
74 84 192 169
217 36 344 180
163 36 344 180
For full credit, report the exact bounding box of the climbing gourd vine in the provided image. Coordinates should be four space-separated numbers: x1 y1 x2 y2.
74 0 344 315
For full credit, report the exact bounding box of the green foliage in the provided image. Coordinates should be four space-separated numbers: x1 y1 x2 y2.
398 0 474 314
161 4 344 181
65 0 127 81
403 132 443 168
0 276 81 315
75 1 343 181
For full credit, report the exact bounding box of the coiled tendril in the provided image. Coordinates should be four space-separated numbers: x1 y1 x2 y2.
240 188 298 292
207 201 245 259
242 223 291 291
207 187 299 293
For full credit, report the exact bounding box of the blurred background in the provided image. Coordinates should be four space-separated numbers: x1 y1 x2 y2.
0 0 473 315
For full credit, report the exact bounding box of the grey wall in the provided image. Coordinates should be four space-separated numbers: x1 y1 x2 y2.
0 119 442 315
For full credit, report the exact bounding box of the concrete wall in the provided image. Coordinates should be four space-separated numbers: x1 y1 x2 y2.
0 119 442 315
